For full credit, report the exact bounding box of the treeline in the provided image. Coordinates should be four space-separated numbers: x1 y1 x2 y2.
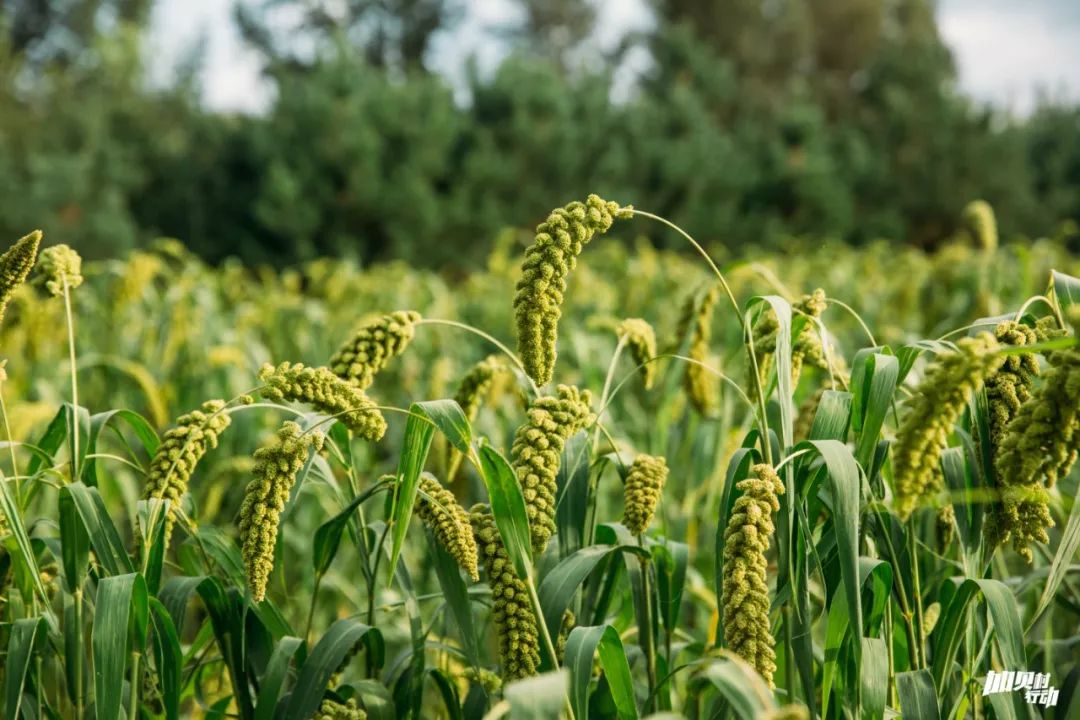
1 0 1078 267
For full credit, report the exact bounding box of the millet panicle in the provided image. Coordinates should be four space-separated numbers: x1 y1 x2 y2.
511 385 595 554
0 230 41 327
416 473 479 581
470 504 541 681
329 310 422 390
513 195 631 385
892 333 1004 519
621 453 669 535
239 421 324 602
259 362 387 441
722 463 784 686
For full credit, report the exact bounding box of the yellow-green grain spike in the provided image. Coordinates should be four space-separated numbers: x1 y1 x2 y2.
513 195 632 385
259 362 387 441
621 453 669 535
722 463 784 686
448 355 515 478
143 398 247 547
0 230 41 327
416 473 479 581
239 421 324 602
314 698 367 720
963 199 998 252
37 243 84 296
511 385 594 554
892 333 1004 519
329 310 422 389
673 282 721 416
991 315 1080 561
616 317 658 389
470 504 541 681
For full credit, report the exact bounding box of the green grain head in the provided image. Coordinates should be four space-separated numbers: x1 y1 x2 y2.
453 355 515 422
470 504 541 681
143 398 247 546
417 473 479 581
239 421 324 602
616 317 658 389
722 463 784 686
314 698 367 720
37 243 84 296
0 230 41 327
990 314 1080 560
511 384 595 554
621 453 669 535
330 310 422 389
259 362 387 441
892 333 1004 519
674 282 721 416
513 195 632 385
963 199 998 252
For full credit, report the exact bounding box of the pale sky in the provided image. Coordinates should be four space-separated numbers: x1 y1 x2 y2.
148 0 1080 116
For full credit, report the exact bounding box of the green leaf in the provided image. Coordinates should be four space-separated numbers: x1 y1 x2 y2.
852 353 898 468
654 540 688 636
58 486 90 594
799 440 863 663
80 408 160 486
93 573 149 720
148 597 183 720
313 479 391 576
64 481 134 576
537 544 648 641
477 442 533 580
386 402 436 582
1028 494 1080 631
429 532 481 669
689 653 777 719
555 431 591 557
25 405 68 478
931 578 1026 693
809 390 852 442
1050 269 1080 314
284 619 384 720
861 637 888 720
564 625 638 720
5 616 45 720
504 670 569 720
896 669 939 720
414 398 472 454
254 636 303 720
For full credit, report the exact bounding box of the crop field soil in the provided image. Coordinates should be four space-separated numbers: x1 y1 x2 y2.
0 197 1078 719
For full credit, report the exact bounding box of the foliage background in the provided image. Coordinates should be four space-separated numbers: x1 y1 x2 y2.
2 0 1079 269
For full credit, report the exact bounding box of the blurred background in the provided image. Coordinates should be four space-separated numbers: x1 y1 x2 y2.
1 0 1079 269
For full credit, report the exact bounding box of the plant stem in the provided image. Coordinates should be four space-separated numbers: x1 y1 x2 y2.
417 318 540 397
0 383 21 503
638 546 658 713
908 518 926 668
304 572 324 644
128 652 141 720
74 588 85 720
524 574 564 674
63 277 80 480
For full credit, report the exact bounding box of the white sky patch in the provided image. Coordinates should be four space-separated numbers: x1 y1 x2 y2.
938 0 1080 114
149 0 1079 116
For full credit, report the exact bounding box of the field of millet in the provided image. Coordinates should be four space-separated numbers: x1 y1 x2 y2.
0 198 1078 719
